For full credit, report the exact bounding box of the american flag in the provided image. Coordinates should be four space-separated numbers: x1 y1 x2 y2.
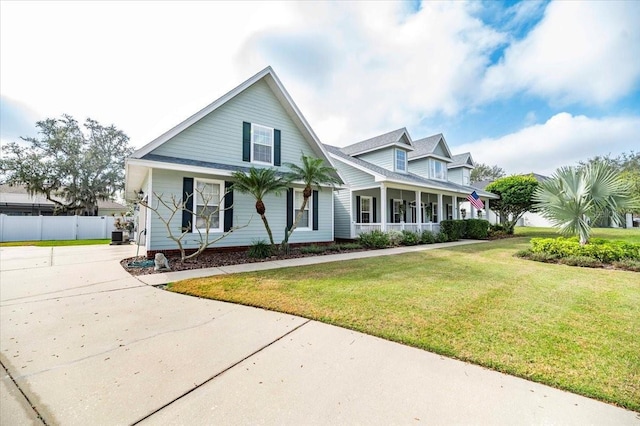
466 191 484 210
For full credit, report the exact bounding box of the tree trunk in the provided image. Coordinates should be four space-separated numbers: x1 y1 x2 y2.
287 195 309 239
261 214 275 246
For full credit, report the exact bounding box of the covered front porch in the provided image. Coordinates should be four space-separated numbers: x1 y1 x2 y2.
349 183 488 238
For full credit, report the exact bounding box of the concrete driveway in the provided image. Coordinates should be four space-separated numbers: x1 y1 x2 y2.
1 244 638 425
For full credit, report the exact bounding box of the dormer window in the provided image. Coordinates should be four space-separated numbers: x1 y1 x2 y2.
395 149 407 173
430 159 447 180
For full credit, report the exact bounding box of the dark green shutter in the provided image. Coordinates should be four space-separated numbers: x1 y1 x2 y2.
242 122 251 162
373 197 377 223
356 196 361 223
390 199 394 223
286 188 293 229
312 190 319 230
182 177 194 233
403 200 407 222
274 129 281 166
224 181 233 232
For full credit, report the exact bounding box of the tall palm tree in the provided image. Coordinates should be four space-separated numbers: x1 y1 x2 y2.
232 167 289 246
284 155 340 239
533 162 639 245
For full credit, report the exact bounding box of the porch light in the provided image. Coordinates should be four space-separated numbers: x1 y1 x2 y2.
137 189 145 201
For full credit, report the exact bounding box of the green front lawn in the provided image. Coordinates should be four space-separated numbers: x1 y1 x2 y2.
0 239 110 247
169 228 640 411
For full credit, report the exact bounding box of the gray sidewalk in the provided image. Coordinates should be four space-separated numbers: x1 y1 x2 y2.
1 243 638 425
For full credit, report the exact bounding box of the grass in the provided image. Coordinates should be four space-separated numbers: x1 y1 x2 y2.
0 239 110 247
168 227 640 411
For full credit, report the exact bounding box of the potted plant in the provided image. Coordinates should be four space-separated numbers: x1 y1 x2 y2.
461 208 467 219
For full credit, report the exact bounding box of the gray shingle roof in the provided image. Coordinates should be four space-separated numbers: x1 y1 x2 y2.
408 133 450 160
448 152 474 169
472 173 549 190
324 145 496 198
341 128 412 156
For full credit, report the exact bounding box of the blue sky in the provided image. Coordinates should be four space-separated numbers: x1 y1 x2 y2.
1 1 639 175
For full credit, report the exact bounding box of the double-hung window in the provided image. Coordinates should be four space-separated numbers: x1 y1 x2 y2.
194 178 223 232
392 199 403 223
395 149 407 173
294 189 311 229
360 196 372 223
430 159 446 180
252 123 274 165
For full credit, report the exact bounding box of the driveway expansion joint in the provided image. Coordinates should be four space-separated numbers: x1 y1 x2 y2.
130 318 312 425
1 358 48 425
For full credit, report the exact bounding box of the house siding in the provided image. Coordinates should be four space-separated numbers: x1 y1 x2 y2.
150 80 317 168
333 189 351 239
448 168 463 185
408 158 429 179
147 169 333 251
433 143 448 157
356 148 395 172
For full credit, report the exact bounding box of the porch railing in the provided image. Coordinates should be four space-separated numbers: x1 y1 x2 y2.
353 222 440 236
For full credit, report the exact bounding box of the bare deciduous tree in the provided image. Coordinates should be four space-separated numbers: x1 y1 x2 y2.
139 187 249 261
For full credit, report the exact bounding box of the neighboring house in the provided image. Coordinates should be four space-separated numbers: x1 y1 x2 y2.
125 67 341 255
326 129 498 239
472 173 552 227
0 184 126 216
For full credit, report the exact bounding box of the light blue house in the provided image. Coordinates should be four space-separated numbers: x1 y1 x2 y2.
326 129 498 239
125 67 341 255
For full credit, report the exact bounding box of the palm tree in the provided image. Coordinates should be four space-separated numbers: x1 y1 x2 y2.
533 162 639 245
232 167 289 246
284 155 340 239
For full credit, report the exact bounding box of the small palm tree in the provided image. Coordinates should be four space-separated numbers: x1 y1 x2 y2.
232 167 289 246
284 155 340 239
533 162 639 245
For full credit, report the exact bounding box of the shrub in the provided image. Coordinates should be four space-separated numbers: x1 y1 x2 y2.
358 230 390 249
300 245 327 254
247 240 272 258
421 230 436 244
558 256 603 268
337 242 362 251
401 230 420 246
613 259 640 272
435 232 449 243
439 220 466 241
387 230 403 246
490 223 506 232
464 219 490 239
514 249 532 258
530 237 640 263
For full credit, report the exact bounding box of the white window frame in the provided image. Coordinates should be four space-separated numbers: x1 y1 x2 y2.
293 188 311 231
251 123 274 166
360 196 372 223
395 148 407 173
430 159 447 181
193 178 224 233
432 203 438 223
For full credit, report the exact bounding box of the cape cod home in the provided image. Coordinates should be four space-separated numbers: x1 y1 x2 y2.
326 129 498 239
125 67 341 255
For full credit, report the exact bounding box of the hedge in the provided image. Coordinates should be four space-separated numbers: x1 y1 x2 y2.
530 237 640 263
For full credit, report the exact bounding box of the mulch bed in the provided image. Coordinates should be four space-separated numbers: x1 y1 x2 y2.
121 246 370 276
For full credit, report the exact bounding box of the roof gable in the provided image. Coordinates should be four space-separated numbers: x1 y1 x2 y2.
408 134 453 162
341 128 414 156
130 66 334 166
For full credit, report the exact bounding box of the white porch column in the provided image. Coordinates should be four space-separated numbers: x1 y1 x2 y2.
416 190 422 230
470 204 476 219
452 196 458 219
437 193 443 223
380 183 387 231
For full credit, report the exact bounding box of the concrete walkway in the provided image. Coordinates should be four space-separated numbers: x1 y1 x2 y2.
1 243 638 425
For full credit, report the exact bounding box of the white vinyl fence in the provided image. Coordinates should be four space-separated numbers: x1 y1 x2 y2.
0 214 117 242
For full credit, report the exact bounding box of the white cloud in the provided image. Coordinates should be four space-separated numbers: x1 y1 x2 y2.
237 2 505 145
457 113 640 176
480 1 640 105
